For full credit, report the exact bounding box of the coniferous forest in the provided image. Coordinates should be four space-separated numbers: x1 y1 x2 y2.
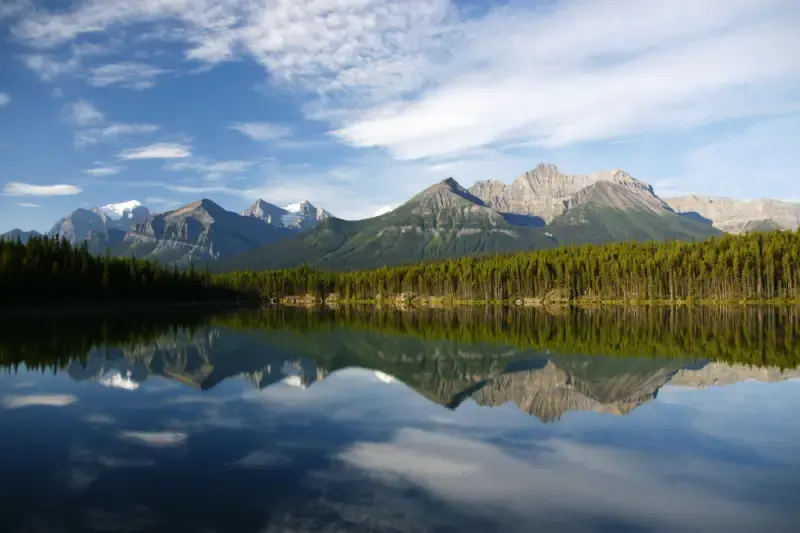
3 230 800 306
0 235 237 306
216 230 800 303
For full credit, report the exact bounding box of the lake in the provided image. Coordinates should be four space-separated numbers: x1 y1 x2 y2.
1 306 799 532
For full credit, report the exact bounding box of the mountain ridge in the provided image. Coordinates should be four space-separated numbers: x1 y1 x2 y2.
12 163 795 269
665 194 800 234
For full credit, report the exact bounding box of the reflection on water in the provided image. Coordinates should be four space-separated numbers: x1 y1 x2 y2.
1 307 799 532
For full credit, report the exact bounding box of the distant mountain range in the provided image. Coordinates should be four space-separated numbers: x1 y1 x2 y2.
3 163 798 269
665 195 800 234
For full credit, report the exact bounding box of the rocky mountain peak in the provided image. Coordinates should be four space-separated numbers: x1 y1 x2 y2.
531 162 561 177
468 165 660 222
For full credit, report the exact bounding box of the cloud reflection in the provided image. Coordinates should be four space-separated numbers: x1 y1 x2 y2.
1 394 77 409
118 430 187 448
337 428 793 532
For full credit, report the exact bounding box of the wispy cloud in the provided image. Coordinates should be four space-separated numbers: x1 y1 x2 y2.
22 53 80 82
62 100 159 148
14 202 40 208
120 142 191 160
166 158 257 181
84 166 122 177
88 62 167 90
228 122 293 141
0 93 10 107
12 0 797 166
63 100 104 126
3 182 82 196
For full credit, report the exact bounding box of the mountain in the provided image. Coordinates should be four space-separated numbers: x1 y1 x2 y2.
470 163 722 244
48 200 153 254
546 181 722 244
665 195 800 234
114 198 293 265
241 199 330 230
469 163 656 221
0 229 43 243
98 200 152 225
217 177 557 271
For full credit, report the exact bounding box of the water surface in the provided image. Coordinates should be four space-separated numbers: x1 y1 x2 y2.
1 307 799 532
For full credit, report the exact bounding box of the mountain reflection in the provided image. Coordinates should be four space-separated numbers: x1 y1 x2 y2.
22 307 795 423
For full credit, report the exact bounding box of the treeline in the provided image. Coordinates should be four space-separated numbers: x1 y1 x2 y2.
215 305 800 368
215 230 800 303
0 235 238 306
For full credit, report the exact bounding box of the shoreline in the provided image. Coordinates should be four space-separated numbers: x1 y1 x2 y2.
276 296 800 308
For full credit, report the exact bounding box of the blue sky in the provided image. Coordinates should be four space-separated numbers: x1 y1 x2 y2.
0 0 799 233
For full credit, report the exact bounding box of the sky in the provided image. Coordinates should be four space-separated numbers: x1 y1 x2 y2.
0 0 798 233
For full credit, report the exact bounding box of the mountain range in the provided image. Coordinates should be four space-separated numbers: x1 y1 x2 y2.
3 163 798 270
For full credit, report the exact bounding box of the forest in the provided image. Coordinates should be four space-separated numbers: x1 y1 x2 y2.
215 230 800 303
0 234 237 306
3 230 800 306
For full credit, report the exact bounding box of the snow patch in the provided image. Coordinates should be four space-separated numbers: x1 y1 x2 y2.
99 200 142 219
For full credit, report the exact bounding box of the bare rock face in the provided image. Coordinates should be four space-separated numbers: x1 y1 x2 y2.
665 195 800 234
469 163 661 222
242 199 331 230
123 198 290 263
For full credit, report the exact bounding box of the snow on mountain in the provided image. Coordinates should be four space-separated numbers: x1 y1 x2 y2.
284 202 306 213
99 200 143 220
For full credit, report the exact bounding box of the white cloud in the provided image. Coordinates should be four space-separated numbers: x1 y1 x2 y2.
14 202 40 208
62 101 159 148
14 0 797 164
51 87 64 98
119 142 191 160
166 158 257 181
118 430 187 447
3 182 82 196
0 93 10 107
22 53 80 81
88 62 167 89
228 122 293 141
100 123 160 137
144 196 173 205
85 166 122 177
332 1 800 159
1 394 78 408
63 99 104 126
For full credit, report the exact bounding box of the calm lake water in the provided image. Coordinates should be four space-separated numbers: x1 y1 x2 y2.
1 306 799 533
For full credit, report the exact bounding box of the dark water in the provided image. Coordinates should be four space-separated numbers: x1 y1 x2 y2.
1 307 799 533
